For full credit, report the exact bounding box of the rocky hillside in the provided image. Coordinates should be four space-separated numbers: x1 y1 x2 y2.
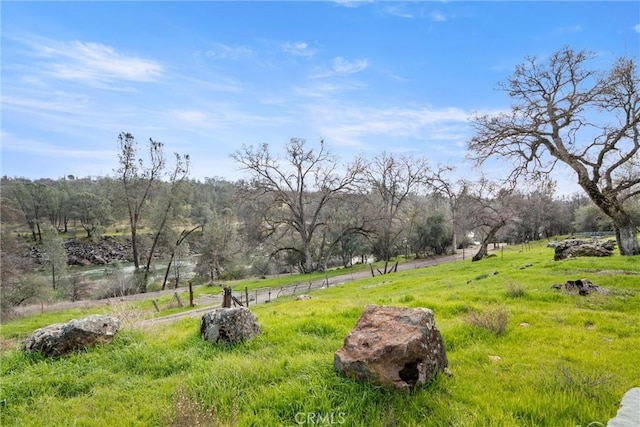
25 236 134 266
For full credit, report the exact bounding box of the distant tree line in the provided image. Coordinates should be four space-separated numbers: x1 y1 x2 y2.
1 46 638 320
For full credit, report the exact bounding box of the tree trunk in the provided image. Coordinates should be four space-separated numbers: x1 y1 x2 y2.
580 180 639 256
303 243 313 273
162 252 175 291
28 222 37 242
472 244 488 262
615 223 640 256
472 224 503 262
451 230 458 255
131 228 140 269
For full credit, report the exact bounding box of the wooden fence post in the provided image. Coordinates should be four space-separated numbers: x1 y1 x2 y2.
222 287 232 308
189 281 194 307
174 292 183 307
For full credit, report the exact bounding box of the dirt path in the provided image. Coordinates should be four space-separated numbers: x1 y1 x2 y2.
141 250 476 326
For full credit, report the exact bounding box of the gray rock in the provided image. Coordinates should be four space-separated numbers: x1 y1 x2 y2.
552 278 611 296
608 387 640 427
334 305 448 391
200 307 261 344
21 314 121 358
548 239 616 260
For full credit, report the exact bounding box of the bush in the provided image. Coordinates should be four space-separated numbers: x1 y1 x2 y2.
505 282 527 298
464 306 510 336
161 386 223 427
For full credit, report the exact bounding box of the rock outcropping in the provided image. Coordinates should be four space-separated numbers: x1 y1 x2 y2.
334 305 448 391
552 278 611 296
25 236 134 266
547 239 616 261
200 307 261 344
21 314 121 358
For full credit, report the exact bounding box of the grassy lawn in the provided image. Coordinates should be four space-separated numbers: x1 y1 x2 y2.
1 239 639 426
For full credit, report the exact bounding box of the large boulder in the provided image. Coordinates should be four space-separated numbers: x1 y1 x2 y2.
547 239 615 260
200 307 261 344
21 314 121 358
334 305 448 391
608 387 640 427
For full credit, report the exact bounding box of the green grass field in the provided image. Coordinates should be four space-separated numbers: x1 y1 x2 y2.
1 239 639 426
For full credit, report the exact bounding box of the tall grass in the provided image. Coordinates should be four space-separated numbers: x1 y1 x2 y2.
1 239 639 426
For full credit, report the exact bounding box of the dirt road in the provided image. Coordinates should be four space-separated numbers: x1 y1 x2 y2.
141 250 476 326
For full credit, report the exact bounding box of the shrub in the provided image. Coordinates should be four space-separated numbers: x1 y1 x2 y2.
162 386 222 427
464 306 510 336
505 282 527 298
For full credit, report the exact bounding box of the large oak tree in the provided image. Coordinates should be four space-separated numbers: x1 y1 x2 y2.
468 47 640 255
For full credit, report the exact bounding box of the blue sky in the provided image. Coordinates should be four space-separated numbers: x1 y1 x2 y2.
1 1 639 192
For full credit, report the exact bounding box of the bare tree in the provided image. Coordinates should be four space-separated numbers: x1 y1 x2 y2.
117 132 165 267
142 152 190 288
364 152 430 270
460 179 516 262
116 132 165 288
232 138 365 273
162 225 201 290
40 224 68 290
429 166 470 254
468 47 640 255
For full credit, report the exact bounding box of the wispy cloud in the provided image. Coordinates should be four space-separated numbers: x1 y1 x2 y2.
554 25 583 34
311 56 369 78
634 24 640 34
385 5 414 19
168 105 293 133
429 11 447 22
1 131 117 160
308 103 472 151
332 0 375 8
281 41 316 57
203 42 253 60
333 57 368 75
295 81 366 98
29 38 164 85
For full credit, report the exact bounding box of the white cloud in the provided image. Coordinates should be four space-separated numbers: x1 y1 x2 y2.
385 6 414 19
204 43 253 60
308 103 472 150
332 0 375 8
308 57 369 79
554 25 583 34
1 131 116 160
32 39 164 84
2 93 89 114
281 41 316 57
295 81 366 98
174 109 209 125
634 24 640 34
429 11 447 22
332 57 368 75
